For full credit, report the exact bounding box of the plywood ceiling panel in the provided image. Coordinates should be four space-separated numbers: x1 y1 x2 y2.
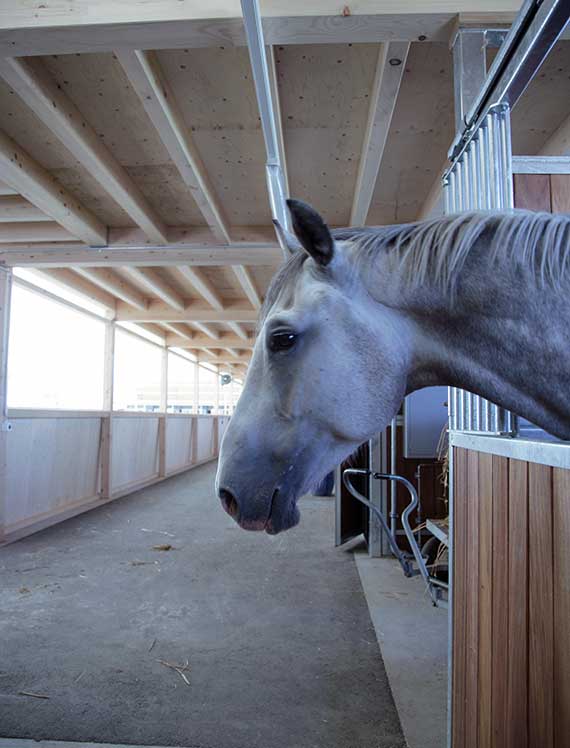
277 43 378 226
511 41 570 155
39 52 206 226
0 76 135 227
367 41 454 225
157 47 271 227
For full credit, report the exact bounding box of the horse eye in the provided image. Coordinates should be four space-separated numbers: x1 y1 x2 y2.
268 331 297 352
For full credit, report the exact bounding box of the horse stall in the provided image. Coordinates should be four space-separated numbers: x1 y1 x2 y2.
1 2 570 748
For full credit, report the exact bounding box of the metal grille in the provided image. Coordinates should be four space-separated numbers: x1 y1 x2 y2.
444 104 517 435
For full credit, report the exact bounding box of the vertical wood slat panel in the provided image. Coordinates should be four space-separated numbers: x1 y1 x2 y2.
528 463 554 748
465 449 480 748
453 447 468 748
513 173 552 211
553 468 570 748
550 174 570 213
507 459 528 748
477 453 493 748
491 454 509 748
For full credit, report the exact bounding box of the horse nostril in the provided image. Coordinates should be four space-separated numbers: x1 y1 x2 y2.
219 488 239 520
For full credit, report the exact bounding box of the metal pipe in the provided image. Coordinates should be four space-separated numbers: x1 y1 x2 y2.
390 416 397 541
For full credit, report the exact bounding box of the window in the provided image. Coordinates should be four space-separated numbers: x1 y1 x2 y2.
113 329 161 412
198 363 218 415
167 353 196 413
7 284 105 410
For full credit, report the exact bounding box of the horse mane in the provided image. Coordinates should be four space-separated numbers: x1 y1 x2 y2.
333 209 570 291
261 210 570 324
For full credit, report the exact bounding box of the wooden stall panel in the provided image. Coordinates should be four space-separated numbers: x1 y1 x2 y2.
165 416 194 473
196 416 215 463
4 417 101 529
528 463 554 748
452 447 468 748
111 416 159 491
477 452 493 748
553 468 570 748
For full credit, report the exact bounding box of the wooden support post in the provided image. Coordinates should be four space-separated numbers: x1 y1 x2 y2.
0 267 12 541
194 361 199 415
100 320 115 499
215 365 220 416
213 416 219 458
158 347 168 477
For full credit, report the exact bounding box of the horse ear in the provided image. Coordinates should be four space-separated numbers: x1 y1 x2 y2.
272 219 302 257
286 199 334 266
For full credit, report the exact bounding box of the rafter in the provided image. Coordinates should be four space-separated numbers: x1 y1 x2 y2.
117 49 231 243
123 267 185 311
539 112 570 156
227 321 250 341
0 223 78 243
0 6 505 57
116 300 257 323
75 268 148 311
191 322 221 341
176 266 224 310
232 265 262 309
0 129 107 245
417 160 448 220
0 57 168 244
161 322 194 340
350 41 409 226
0 180 17 196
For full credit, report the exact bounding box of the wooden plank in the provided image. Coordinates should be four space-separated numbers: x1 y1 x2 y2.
0 180 17 196
553 467 570 748
453 447 468 748
350 41 409 226
477 452 493 748
550 174 570 214
491 454 509 748
0 222 79 244
0 269 12 541
528 463 554 748
0 130 107 245
166 333 253 349
116 49 231 243
0 57 168 244
191 322 221 341
465 449 480 748
20 269 115 317
227 321 250 341
513 173 551 212
232 265 262 309
99 415 112 500
507 458 528 748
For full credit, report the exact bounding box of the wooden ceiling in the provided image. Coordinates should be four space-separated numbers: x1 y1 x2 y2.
0 2 569 373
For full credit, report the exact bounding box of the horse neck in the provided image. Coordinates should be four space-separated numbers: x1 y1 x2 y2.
362 243 570 439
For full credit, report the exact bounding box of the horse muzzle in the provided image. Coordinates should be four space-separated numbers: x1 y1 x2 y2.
217 485 300 534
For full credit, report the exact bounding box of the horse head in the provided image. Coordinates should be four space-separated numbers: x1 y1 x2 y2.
215 199 413 534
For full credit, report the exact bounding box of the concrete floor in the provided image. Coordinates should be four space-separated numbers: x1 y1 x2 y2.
355 552 448 748
0 461 405 748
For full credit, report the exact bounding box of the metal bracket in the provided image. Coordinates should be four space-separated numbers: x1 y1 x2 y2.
1 420 12 432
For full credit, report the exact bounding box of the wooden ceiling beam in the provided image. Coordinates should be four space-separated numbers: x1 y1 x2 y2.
0 180 17 196
227 321 250 341
0 6 523 57
116 300 257 323
0 130 107 245
191 322 221 341
197 355 251 366
417 160 448 220
232 265 262 309
0 196 50 223
0 242 281 268
117 49 231 243
350 41 409 226
0 57 168 244
123 267 185 312
176 266 225 311
160 322 194 340
75 268 148 310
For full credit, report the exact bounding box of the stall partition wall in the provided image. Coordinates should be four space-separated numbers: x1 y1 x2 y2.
452 445 570 748
1 412 229 545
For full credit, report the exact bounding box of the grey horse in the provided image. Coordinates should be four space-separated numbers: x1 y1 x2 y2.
217 199 570 534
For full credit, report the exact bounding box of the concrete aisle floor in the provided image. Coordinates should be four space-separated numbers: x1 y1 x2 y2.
0 461 405 748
